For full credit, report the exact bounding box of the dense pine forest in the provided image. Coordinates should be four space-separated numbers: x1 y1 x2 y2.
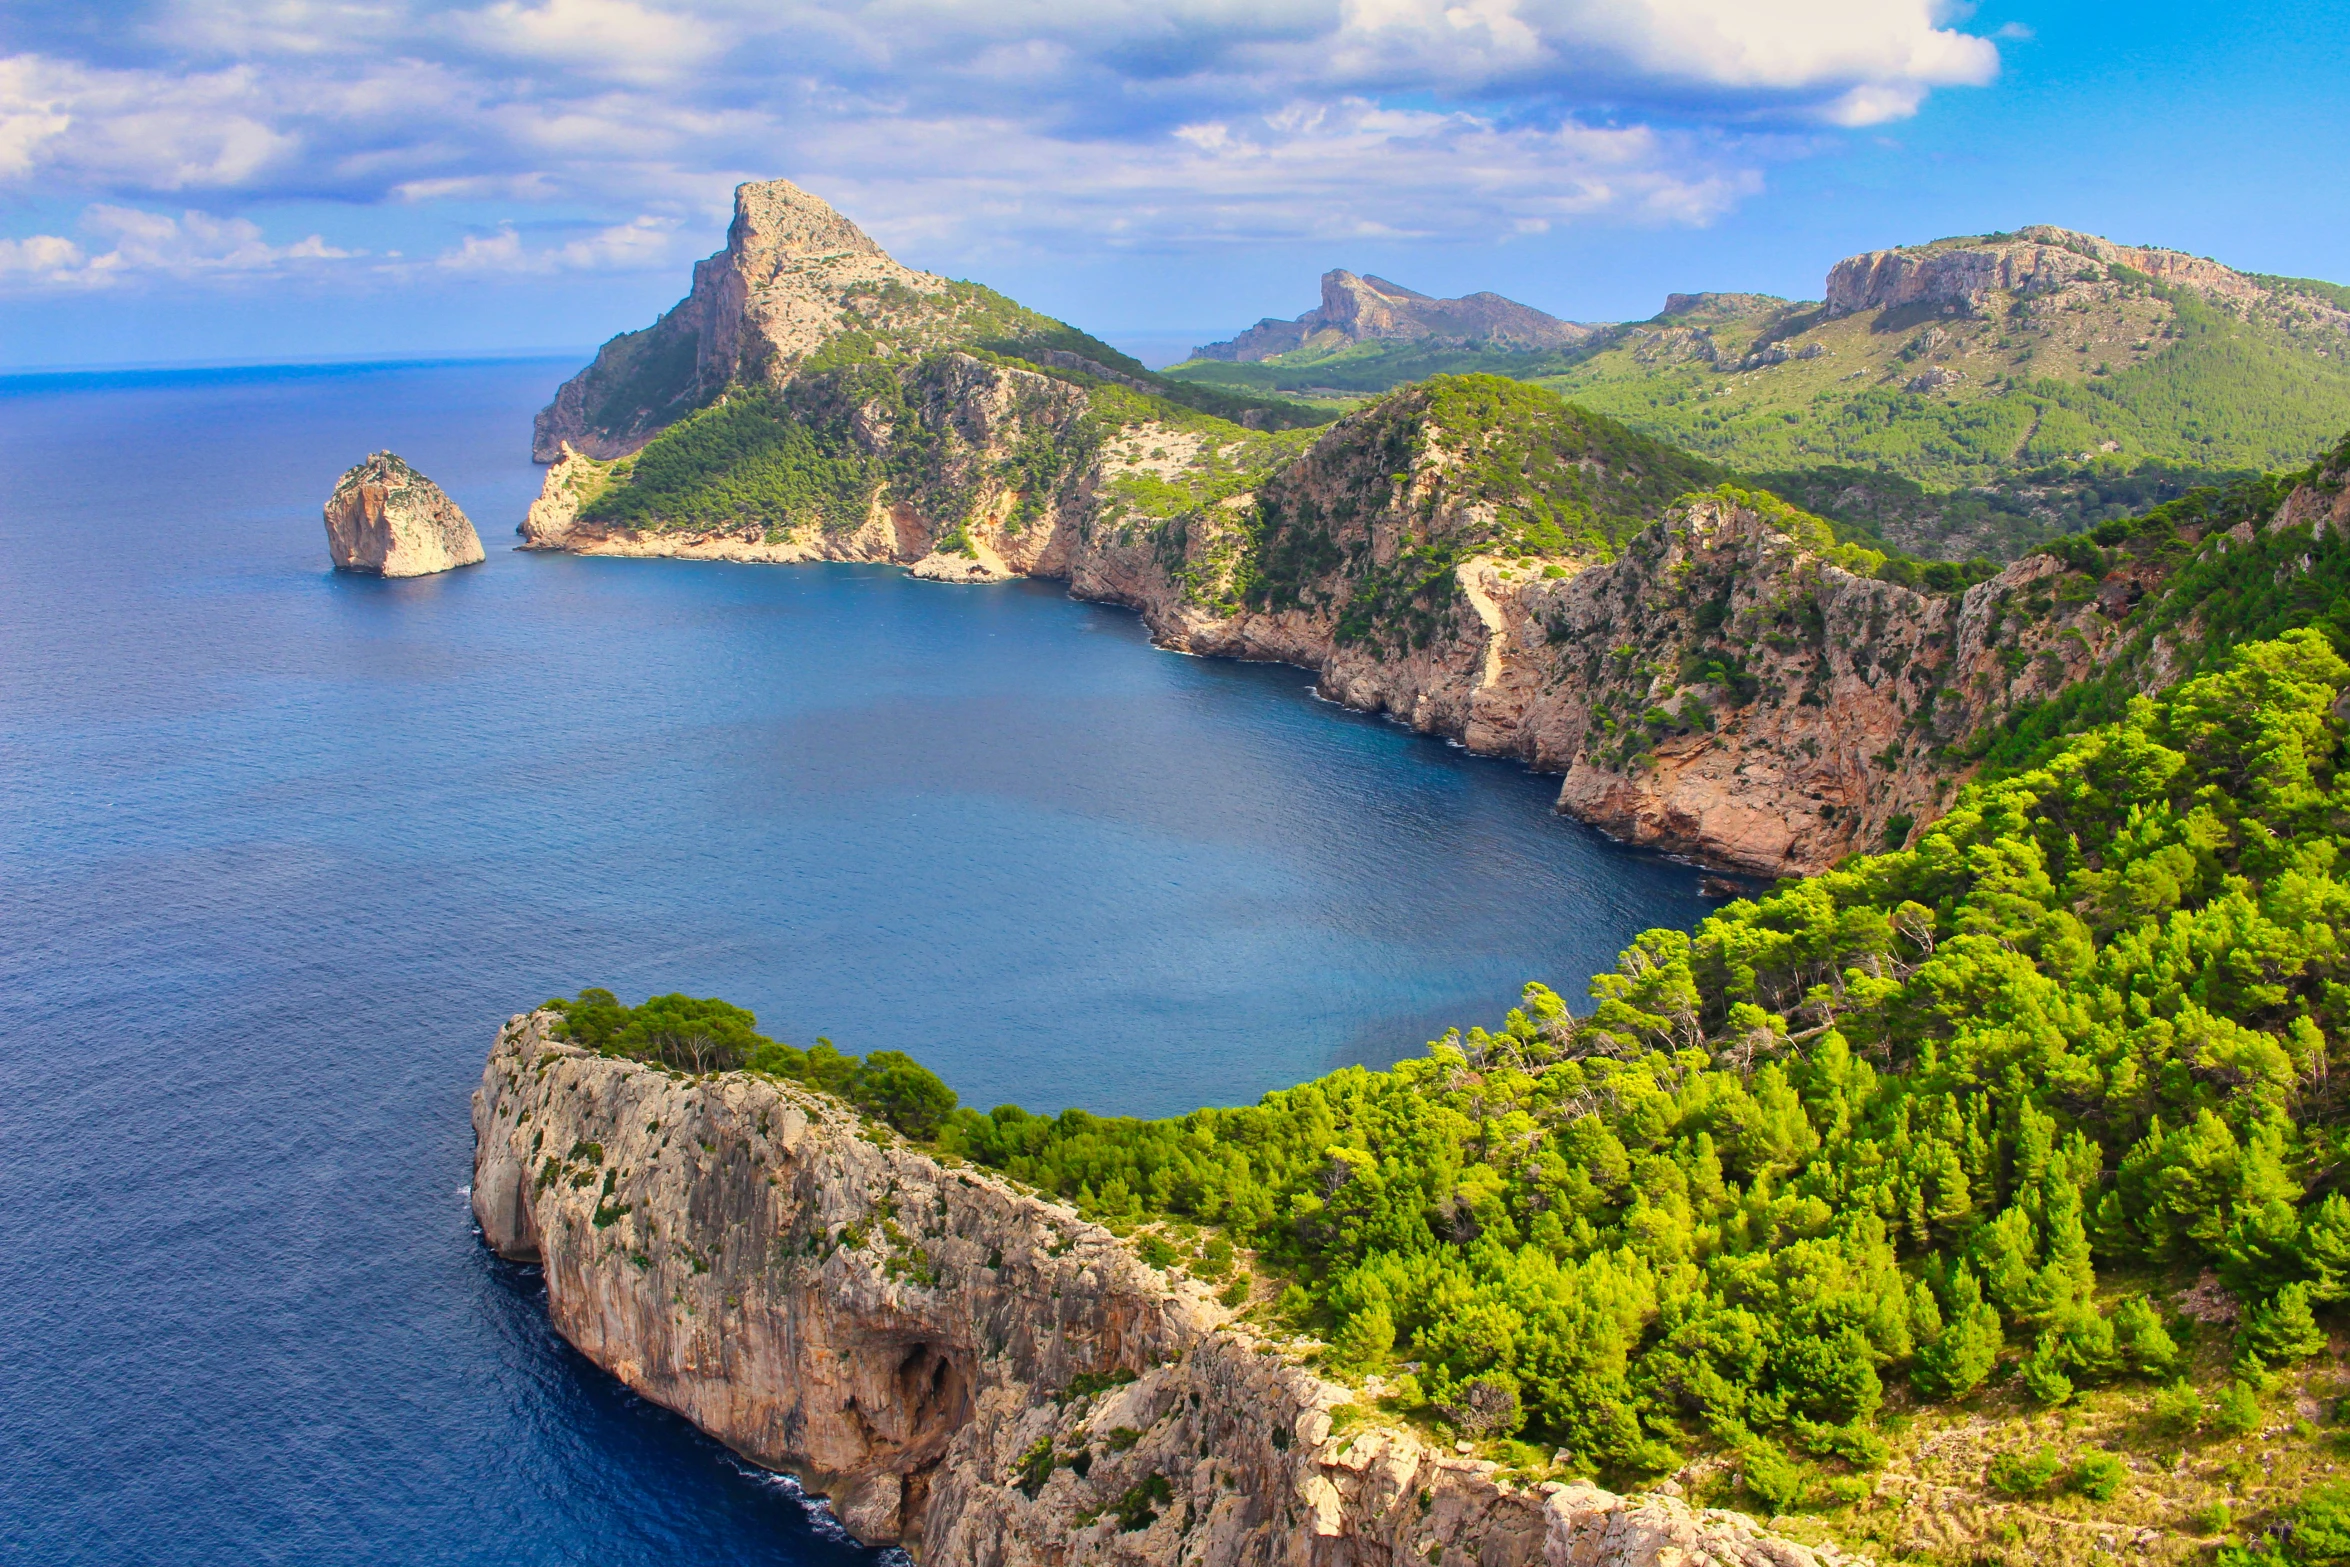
547 430 2350 1564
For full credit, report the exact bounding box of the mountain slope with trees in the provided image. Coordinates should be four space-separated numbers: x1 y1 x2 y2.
538 435 2350 1567
1168 228 2350 561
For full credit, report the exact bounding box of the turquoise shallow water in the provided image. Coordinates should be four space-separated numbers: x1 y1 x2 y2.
0 358 1712 1564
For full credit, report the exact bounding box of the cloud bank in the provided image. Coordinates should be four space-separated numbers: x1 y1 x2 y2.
0 0 1999 288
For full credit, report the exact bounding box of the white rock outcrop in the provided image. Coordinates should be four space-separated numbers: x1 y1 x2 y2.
473 1009 1875 1567
323 451 484 577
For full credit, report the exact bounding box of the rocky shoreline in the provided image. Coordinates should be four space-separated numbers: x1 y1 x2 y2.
520 425 2116 878
472 1008 1876 1567
509 178 2297 879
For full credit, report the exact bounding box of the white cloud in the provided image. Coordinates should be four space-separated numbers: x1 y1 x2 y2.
0 232 86 278
0 0 2002 286
787 98 1764 255
453 0 728 85
0 55 298 192
1540 0 1999 93
434 213 684 271
0 204 358 289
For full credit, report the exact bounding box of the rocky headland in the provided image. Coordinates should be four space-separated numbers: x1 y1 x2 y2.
516 179 2350 876
472 1007 1877 1567
323 451 485 577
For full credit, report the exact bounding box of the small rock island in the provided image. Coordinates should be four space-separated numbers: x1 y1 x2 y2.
323 451 485 577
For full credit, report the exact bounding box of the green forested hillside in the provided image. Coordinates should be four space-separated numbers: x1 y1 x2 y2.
547 435 2350 1563
1539 279 2350 486
545 614 2350 1551
1166 234 2350 561
945 622 2350 1435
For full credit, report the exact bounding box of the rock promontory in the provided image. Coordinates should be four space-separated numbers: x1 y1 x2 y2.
472 1007 1877 1567
323 452 484 577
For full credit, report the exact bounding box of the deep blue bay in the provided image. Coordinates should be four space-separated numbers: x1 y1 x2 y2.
0 358 1714 1564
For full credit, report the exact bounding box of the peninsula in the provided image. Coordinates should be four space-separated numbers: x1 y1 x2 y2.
484 176 2350 1567
520 178 2350 877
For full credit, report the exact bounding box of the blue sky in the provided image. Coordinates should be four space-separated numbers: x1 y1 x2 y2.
0 0 2343 369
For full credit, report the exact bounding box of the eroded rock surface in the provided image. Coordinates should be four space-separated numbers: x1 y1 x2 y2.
472 1009 1874 1567
322 451 484 577
1194 269 1603 363
518 182 2350 875
533 179 973 461
1824 224 2317 321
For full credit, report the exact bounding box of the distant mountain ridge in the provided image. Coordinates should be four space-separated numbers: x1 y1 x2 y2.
1191 269 1603 363
1168 225 2350 554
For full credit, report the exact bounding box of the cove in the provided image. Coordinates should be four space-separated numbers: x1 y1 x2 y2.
0 358 1713 1564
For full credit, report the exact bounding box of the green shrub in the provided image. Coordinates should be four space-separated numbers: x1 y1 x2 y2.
2243 1283 2331 1364
2068 1449 2127 1502
2019 1337 2076 1406
2151 1378 2205 1435
1112 1472 1172 1530
2112 1295 2180 1377
1012 1437 1056 1498
1740 1442 1813 1513
1989 1447 2064 1499
2214 1380 2266 1437
2288 1483 2350 1563
543 991 959 1141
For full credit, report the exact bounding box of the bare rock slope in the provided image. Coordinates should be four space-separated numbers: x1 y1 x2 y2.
1194 270 1602 363
473 1008 1873 1567
322 451 484 577
533 178 959 461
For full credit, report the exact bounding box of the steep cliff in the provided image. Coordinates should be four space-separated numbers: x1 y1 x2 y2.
519 174 2350 874
472 1008 1877 1567
534 179 1315 463
322 451 484 577
522 348 2158 873
1822 225 2291 320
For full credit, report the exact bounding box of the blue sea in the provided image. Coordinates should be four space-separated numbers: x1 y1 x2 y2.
0 358 1713 1564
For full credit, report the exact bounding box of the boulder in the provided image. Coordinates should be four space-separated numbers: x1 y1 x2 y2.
323 451 485 577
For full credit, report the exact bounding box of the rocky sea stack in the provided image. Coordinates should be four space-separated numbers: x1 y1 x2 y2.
323 451 485 577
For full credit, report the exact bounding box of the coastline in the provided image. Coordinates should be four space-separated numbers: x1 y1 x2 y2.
471 1007 1876 1567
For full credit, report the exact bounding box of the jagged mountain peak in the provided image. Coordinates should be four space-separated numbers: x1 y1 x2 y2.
1192 270 1605 363
727 177 896 264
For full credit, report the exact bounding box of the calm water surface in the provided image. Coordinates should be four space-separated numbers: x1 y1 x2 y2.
0 359 1712 1564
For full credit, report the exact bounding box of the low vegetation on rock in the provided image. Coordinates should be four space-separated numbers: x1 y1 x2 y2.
531 433 2350 1566
543 988 960 1141
1170 227 2350 561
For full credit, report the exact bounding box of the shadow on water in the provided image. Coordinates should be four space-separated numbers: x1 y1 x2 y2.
470 1249 889 1567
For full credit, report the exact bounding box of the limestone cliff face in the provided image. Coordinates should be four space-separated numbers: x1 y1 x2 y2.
533 179 957 461
322 451 484 577
518 363 2238 873
1194 271 1602 363
473 1009 1874 1567
1824 224 2330 324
